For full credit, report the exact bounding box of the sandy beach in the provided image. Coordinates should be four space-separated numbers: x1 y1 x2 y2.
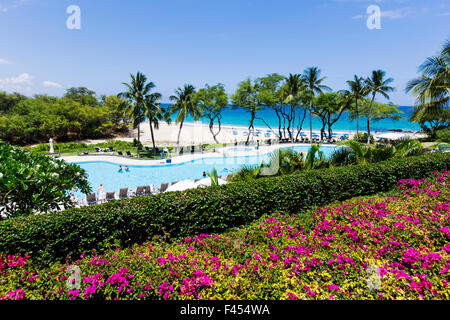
76 120 426 147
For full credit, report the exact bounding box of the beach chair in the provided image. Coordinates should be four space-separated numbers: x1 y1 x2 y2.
119 188 128 199
126 151 132 157
86 193 97 206
95 147 101 152
171 181 179 185
135 186 145 196
108 146 114 152
118 151 123 156
194 178 201 183
143 185 152 195
106 192 115 202
160 183 169 193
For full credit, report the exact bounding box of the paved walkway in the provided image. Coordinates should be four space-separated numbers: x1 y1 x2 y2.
62 143 335 165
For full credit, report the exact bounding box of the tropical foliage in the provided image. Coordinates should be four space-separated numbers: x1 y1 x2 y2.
0 140 90 219
169 84 202 145
406 40 449 138
0 89 130 145
0 172 448 300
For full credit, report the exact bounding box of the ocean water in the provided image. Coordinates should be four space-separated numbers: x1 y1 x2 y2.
162 104 420 133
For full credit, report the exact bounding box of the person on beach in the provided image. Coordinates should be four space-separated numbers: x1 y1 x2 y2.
97 184 106 203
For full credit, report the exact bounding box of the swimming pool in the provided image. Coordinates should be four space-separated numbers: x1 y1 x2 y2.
72 145 338 196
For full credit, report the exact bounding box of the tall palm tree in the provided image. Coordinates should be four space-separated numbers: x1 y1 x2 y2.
302 67 331 142
119 72 156 158
143 92 171 150
284 74 306 142
169 84 202 145
365 70 395 144
345 75 368 136
406 40 449 135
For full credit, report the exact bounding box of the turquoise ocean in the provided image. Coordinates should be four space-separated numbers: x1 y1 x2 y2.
161 104 420 133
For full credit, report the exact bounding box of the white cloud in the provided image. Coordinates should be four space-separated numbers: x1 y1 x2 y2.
0 58 11 64
0 0 27 13
43 81 63 88
0 73 34 92
352 7 416 19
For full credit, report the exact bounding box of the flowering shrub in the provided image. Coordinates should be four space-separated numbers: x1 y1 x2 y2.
0 172 448 300
0 140 91 219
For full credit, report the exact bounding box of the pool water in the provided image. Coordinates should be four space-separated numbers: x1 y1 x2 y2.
73 145 338 196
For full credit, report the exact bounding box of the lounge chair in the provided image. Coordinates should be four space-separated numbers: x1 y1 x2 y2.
108 146 114 152
119 188 128 199
95 147 101 152
194 178 201 183
135 186 145 196
171 181 178 185
144 185 152 195
160 183 169 193
126 151 132 157
86 193 97 206
106 192 115 202
118 151 123 156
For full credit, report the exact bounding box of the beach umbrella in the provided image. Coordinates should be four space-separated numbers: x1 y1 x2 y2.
166 180 197 192
195 178 228 188
300 132 307 136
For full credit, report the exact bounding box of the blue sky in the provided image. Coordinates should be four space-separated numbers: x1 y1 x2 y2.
0 0 449 105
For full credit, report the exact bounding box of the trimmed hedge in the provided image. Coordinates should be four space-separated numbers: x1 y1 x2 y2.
0 153 449 263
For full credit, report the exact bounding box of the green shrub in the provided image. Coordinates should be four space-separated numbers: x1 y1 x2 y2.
436 126 450 143
0 140 91 219
0 153 448 263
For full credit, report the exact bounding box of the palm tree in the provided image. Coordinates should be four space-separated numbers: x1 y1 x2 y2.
284 74 306 142
119 72 156 158
406 40 449 137
365 70 395 144
143 93 171 150
169 84 202 145
344 75 368 136
302 67 331 142
264 148 305 176
305 143 329 169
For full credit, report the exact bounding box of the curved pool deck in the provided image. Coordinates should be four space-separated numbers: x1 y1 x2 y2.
62 143 338 166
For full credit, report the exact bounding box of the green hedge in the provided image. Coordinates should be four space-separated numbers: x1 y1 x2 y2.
0 153 449 263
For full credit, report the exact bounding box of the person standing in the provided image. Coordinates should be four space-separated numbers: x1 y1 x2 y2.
98 184 106 203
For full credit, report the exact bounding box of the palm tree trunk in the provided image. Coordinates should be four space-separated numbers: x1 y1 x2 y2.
355 98 359 136
309 100 313 142
177 120 184 146
149 118 156 150
137 123 141 159
367 94 375 144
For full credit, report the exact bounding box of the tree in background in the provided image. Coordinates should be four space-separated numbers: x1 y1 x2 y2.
64 87 99 107
256 73 285 139
118 72 156 158
302 67 331 142
195 84 228 144
364 70 395 144
169 84 201 145
341 75 368 136
313 92 349 140
406 40 449 139
282 74 307 142
144 92 171 150
231 78 262 144
0 92 27 113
